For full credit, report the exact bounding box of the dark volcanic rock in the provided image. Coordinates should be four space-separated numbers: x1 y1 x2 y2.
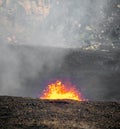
0 96 120 129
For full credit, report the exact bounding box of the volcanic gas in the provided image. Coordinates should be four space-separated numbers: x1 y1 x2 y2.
40 80 84 101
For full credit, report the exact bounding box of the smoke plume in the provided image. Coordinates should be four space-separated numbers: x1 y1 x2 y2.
0 0 120 100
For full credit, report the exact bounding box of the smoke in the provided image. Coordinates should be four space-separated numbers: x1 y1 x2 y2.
0 0 68 96
0 0 119 100
0 42 67 96
0 43 20 95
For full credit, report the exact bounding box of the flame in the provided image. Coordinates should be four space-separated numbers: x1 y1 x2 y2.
40 80 84 101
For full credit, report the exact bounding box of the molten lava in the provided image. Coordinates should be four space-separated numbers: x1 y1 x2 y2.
40 80 84 101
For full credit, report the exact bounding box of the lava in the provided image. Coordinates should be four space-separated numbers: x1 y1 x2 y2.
40 80 84 101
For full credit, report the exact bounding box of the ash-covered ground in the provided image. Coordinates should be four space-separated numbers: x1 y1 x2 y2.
0 96 120 129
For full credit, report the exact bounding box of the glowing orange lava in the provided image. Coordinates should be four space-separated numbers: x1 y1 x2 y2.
40 80 84 101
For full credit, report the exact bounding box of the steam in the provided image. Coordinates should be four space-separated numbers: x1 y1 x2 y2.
0 0 119 100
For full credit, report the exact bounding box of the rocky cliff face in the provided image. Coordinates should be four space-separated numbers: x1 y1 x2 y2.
0 0 51 44
0 0 120 48
0 0 50 19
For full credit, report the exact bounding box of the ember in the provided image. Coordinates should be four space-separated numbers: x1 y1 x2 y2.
40 80 85 101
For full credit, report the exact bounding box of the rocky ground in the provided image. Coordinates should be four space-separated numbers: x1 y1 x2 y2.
0 96 120 129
